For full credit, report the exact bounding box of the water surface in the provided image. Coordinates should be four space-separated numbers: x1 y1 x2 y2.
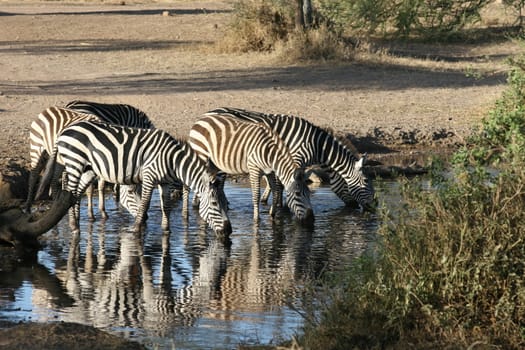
0 180 395 349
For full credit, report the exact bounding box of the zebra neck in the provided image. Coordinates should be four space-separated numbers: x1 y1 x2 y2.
266 144 295 187
320 137 356 173
172 147 207 193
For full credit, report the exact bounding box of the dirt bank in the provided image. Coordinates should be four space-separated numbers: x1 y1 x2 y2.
0 0 519 173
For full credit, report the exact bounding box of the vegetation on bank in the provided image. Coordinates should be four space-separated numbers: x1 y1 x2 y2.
219 0 524 60
292 53 525 349
221 2 525 349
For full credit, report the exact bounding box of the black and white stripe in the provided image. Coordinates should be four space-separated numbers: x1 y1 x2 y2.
38 120 231 235
26 102 154 218
65 100 154 129
205 107 375 210
66 100 155 216
188 113 314 223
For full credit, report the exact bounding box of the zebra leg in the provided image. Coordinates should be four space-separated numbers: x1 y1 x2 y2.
98 179 108 219
134 182 154 231
70 170 97 232
159 184 172 231
275 179 286 210
248 168 263 222
86 183 95 221
260 174 272 204
113 184 120 204
192 192 200 208
69 201 81 233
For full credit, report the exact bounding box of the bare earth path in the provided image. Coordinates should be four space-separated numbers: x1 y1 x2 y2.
0 0 520 170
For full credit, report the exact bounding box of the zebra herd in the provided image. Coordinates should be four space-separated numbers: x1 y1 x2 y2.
24 100 375 236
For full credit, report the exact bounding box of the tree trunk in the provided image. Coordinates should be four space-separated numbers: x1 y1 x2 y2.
303 0 313 28
0 190 77 247
294 0 305 30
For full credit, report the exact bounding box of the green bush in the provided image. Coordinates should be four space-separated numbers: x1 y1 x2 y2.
299 55 525 349
454 55 525 165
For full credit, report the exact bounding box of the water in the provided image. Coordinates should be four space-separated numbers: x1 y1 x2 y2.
0 180 395 349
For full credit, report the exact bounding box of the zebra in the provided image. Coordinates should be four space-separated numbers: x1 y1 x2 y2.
25 103 154 219
204 107 376 211
66 100 155 215
188 113 314 223
36 120 232 235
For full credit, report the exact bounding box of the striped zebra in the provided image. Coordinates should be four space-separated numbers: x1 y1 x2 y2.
25 103 154 218
65 100 155 216
188 114 314 223
37 120 231 235
205 107 375 211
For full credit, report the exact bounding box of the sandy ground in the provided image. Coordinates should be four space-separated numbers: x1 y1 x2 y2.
0 0 521 172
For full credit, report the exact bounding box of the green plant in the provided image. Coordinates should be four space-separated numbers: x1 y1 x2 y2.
454 54 525 166
316 0 492 39
299 51 525 349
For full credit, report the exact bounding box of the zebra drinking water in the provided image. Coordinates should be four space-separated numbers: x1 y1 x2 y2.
37 120 231 235
26 103 154 218
188 113 314 224
205 107 376 211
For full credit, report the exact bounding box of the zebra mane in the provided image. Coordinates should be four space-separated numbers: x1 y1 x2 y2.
323 126 360 158
260 111 360 159
174 135 188 143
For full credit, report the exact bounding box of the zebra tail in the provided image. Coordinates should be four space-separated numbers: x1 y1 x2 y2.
35 146 62 200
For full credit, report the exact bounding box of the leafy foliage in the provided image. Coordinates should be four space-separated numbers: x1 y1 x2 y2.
299 55 525 349
454 54 525 165
317 0 492 38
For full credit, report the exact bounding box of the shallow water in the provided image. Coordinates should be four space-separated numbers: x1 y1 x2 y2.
0 180 397 349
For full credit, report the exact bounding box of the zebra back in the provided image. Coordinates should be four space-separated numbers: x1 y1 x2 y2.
29 107 101 169
206 107 375 210
65 100 154 129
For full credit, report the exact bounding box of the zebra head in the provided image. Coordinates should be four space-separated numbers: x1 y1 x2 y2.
285 168 314 224
197 160 232 236
348 154 376 211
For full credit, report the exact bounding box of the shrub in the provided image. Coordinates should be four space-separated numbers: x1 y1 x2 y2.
299 53 525 349
217 0 292 53
218 0 354 60
454 54 525 165
316 0 493 39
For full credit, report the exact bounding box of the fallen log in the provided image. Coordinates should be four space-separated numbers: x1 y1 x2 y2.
0 190 77 247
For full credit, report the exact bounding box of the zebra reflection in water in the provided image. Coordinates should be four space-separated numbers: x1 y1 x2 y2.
56 224 206 331
48 197 371 335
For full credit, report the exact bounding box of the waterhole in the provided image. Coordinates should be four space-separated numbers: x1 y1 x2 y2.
0 179 400 349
